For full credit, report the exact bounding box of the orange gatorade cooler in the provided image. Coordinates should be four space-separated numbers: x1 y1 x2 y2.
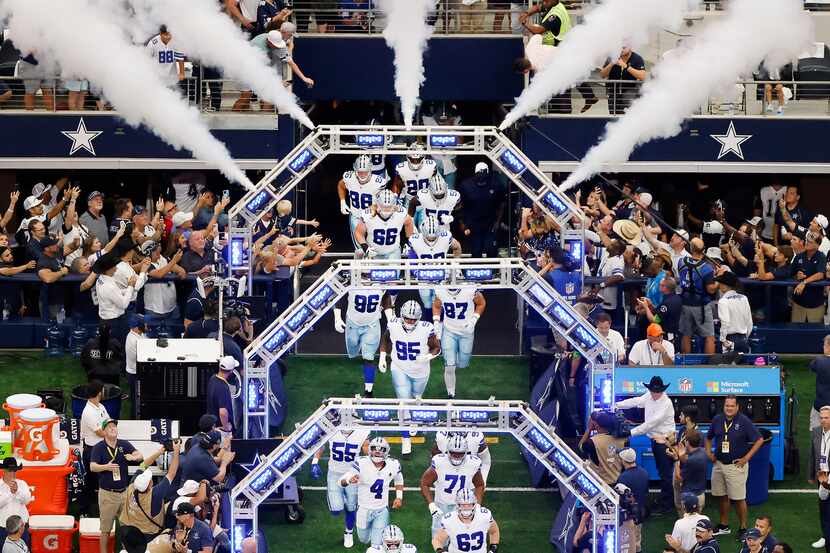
3 394 43 448
28 515 77 553
17 408 60 462
79 518 115 553
13 444 75 515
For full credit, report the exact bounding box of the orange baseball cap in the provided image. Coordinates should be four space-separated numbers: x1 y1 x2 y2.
646 323 664 337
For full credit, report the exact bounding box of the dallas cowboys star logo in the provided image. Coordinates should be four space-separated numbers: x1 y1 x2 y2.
709 121 752 160
239 451 269 476
61 118 102 156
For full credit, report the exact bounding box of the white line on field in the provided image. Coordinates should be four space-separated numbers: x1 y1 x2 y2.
300 486 820 494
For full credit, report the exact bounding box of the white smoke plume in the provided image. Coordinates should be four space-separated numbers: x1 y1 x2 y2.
499 0 686 130
378 0 434 128
561 0 813 189
132 0 315 130
0 0 253 189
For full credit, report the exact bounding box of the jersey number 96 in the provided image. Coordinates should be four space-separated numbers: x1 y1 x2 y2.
354 295 379 313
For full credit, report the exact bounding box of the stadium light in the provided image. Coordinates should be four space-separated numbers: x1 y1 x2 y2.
272 445 301 473
549 303 576 329
229 236 246 269
245 189 273 215
415 269 447 282
263 328 288 353
356 134 385 147
247 380 265 412
573 325 599 350
541 191 569 217
499 149 526 174
369 269 400 282
527 427 554 453
527 283 553 307
458 410 492 423
289 149 314 172
429 135 459 148
549 449 576 476
297 424 323 449
599 377 614 409
286 307 311 331
361 409 392 422
308 285 335 309
411 410 440 423
232 523 251 553
462 268 495 281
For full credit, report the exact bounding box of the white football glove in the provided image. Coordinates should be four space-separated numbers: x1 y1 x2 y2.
440 214 454 225
378 354 388 373
433 319 443 340
465 312 480 333
333 308 346 334
428 502 441 518
340 199 350 216
416 352 437 364
366 247 379 259
384 308 395 323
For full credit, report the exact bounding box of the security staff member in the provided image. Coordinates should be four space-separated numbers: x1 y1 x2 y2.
705 395 763 539
458 164 506 258
715 272 753 353
614 376 676 514
206 356 237 438
810 406 830 550
578 411 627 485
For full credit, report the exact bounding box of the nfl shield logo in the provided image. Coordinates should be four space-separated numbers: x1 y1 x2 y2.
565 282 575 295
679 378 693 393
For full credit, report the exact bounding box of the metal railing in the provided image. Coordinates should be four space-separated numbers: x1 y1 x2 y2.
536 78 830 117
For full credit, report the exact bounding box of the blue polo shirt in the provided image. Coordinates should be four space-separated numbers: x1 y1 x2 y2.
184 518 214 553
654 293 682 335
615 466 649 520
810 355 830 410
180 446 219 483
183 319 219 339
791 250 827 308
90 438 136 491
706 412 761 464
206 374 234 430
680 448 707 496
185 289 205 322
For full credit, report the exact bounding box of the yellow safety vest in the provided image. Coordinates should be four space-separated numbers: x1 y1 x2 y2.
541 2 572 46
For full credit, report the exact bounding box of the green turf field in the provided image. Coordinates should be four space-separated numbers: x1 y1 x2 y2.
0 351 821 552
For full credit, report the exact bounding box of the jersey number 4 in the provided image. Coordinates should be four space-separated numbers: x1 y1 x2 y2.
369 478 384 499
456 531 485 552
330 442 358 462
354 295 380 313
395 341 420 361
443 302 468 320
373 228 399 246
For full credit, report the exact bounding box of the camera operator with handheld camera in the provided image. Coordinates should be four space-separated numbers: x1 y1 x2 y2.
578 411 628 485
180 430 235 487
615 482 642 553
119 438 181 553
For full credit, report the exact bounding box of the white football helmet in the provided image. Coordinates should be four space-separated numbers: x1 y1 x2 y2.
428 173 447 201
369 437 390 462
447 433 467 466
455 488 477 519
354 155 372 184
406 143 426 171
399 300 422 331
420 216 440 245
375 189 398 220
381 525 404 552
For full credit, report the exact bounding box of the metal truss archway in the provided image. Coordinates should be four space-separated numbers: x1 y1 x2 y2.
230 397 620 553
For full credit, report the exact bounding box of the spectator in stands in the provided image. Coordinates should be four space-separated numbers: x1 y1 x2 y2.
145 245 185 328
191 191 229 234
756 179 785 243
80 191 109 244
180 430 235 485
0 191 20 235
628 323 675 366
216 315 247 369
184 292 219 338
773 185 812 247
593 312 625 365
809 337 830 432
226 0 259 35
274 199 318 238
18 52 55 111
146 25 185 84
772 544 791 553
595 238 625 322
0 81 11 107
790 232 827 323
180 231 215 275
615 376 675 514
208 356 238 438
2 515 28 553
173 502 214 553
93 254 137 344
118 441 180 552
0 458 32 544
257 0 291 34
578 411 626 484
519 204 559 263
738 528 767 553
279 20 298 47
666 494 710 553
615 448 649 526
706 395 764 539
678 237 718 354
763 65 787 116
572 510 593 553
65 78 89 111
638 276 682 349
114 239 150 307
109 198 134 239
715 271 753 353
183 277 216 330
600 46 646 115
0 248 34 278
234 31 313 111
90 419 144 553
61 187 87 268
36 236 68 317
22 220 46 263
458 163 506 258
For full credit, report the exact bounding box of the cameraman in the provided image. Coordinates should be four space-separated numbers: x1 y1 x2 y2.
616 447 649 545
172 502 213 553
578 411 628 485
183 296 219 338
118 438 181 552
212 315 251 369
180 430 235 485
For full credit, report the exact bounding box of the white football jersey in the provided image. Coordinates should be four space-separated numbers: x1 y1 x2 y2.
396 159 437 201
367 545 417 553
435 288 478 336
407 231 453 260
344 172 387 216
350 456 403 511
361 207 408 255
387 318 435 378
346 288 386 327
436 431 486 455
417 188 460 226
327 429 371 476
441 506 494 553
431 453 482 505
759 185 786 240
146 34 182 77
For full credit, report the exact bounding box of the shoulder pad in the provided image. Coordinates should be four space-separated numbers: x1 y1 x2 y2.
344 171 354 179
438 230 449 237
395 161 406 169
411 233 422 241
448 189 460 198
424 159 436 166
479 507 490 515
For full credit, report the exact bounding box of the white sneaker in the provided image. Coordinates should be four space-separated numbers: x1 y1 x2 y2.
765 104 774 113
401 437 412 455
812 537 825 549
343 531 354 549
776 106 785 116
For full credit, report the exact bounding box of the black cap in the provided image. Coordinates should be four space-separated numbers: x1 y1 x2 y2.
715 270 739 288
198 414 219 432
39 236 59 249
695 519 713 531
176 502 196 516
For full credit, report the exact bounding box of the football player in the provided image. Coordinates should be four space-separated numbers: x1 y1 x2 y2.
354 190 415 259
339 155 389 249
434 431 491 484
366 525 417 553
340 437 404 549
432 489 500 553
432 288 486 399
408 174 460 228
405 216 461 309
421 434 485 537
379 300 441 456
311 415 371 549
333 288 394 397
392 144 437 213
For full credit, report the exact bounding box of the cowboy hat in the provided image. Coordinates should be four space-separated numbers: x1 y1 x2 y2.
612 219 642 246
643 375 669 392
